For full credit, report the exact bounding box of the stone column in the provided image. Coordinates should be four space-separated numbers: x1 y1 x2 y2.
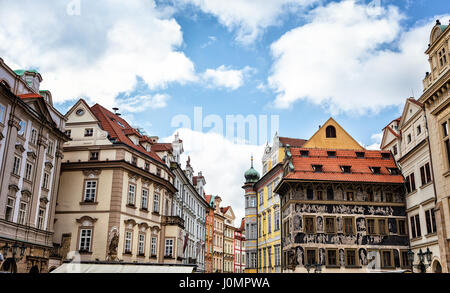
46 147 63 232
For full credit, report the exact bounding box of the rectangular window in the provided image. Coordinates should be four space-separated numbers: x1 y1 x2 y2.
132 156 137 165
259 191 264 205
274 209 280 231
420 163 432 186
127 184 136 206
84 180 97 202
30 128 38 144
382 250 393 268
425 209 437 234
346 191 354 201
304 216 315 234
274 245 281 266
306 188 313 200
305 249 316 266
0 104 5 124
267 211 271 233
325 217 335 234
79 229 92 251
378 219 387 235
5 197 15 222
42 172 50 189
367 219 376 235
415 214 421 237
138 234 145 255
47 140 54 156
438 47 447 67
12 156 21 175
417 125 422 135
18 120 26 136
401 250 411 268
344 217 354 235
37 208 45 230
393 145 398 155
327 188 334 200
317 190 323 200
125 231 132 253
153 192 160 213
25 162 33 181
405 173 416 193
345 249 357 267
144 162 150 171
18 202 27 224
327 249 338 267
151 237 157 256
141 189 148 210
84 128 93 137
397 219 407 235
165 239 174 257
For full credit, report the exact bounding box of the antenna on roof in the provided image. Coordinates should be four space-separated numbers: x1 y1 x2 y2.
410 88 415 99
112 107 119 113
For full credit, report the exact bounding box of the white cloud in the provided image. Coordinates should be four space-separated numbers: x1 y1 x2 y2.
268 0 443 114
176 0 319 44
118 94 171 112
366 132 383 150
202 65 253 90
0 0 196 109
163 128 264 224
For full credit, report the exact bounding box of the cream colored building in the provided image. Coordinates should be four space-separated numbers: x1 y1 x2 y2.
52 99 185 268
381 98 441 272
418 20 450 273
212 196 224 272
222 206 236 273
0 59 68 273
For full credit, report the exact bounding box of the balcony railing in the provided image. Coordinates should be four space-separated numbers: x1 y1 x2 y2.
162 216 185 228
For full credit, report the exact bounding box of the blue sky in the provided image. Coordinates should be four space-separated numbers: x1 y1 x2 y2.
1 0 448 221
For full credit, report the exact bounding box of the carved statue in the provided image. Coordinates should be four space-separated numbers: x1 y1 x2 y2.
106 230 119 261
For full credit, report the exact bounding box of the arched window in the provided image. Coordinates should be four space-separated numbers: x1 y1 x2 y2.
326 126 336 138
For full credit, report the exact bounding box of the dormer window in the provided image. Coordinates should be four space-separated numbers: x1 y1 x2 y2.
370 167 381 175
300 150 309 157
341 166 351 174
326 126 336 138
327 151 336 158
117 121 125 128
144 162 150 171
381 153 390 160
312 164 323 173
387 167 400 175
356 152 365 158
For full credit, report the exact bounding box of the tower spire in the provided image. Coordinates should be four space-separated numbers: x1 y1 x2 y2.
251 155 253 168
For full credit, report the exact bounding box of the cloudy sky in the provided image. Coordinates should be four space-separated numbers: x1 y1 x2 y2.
0 0 448 222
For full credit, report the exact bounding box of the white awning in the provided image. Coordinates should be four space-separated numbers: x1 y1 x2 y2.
51 263 195 273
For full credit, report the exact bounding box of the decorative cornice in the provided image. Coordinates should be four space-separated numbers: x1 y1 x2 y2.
124 219 137 227
37 135 48 148
21 189 32 198
82 169 102 177
27 151 37 160
8 184 19 193
15 143 25 153
8 117 20 130
151 225 161 233
76 215 98 224
40 196 49 205
138 222 149 230
44 161 53 169
55 148 64 159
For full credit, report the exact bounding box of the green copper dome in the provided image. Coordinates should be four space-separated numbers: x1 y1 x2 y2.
244 156 260 184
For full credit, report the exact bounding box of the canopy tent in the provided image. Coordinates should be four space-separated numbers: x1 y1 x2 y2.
51 262 195 273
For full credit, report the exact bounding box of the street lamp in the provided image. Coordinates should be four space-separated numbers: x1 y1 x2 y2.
407 248 433 273
305 263 322 273
1 242 28 273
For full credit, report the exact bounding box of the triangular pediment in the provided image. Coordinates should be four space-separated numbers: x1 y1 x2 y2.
65 99 99 124
399 99 422 129
302 118 364 150
25 99 56 126
380 126 399 149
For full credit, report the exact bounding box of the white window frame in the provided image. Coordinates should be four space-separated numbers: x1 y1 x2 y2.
25 162 33 181
84 180 97 202
18 202 27 225
128 184 136 205
165 239 174 257
141 189 148 210
79 228 92 251
12 156 21 175
138 234 145 255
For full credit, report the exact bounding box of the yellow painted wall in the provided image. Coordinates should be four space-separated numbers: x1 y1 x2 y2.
302 117 364 150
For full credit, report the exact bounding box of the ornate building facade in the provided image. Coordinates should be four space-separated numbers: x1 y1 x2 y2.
234 219 246 273
222 206 236 273
0 59 68 273
418 19 450 273
276 118 410 273
52 100 185 266
381 98 442 272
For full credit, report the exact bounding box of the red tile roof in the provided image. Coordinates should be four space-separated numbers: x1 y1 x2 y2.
408 98 423 108
152 143 173 152
279 136 307 147
90 103 165 165
18 93 42 99
192 176 198 186
285 148 404 184
205 195 212 204
221 206 230 214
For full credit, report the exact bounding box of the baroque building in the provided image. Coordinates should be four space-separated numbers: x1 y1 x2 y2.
276 118 409 273
418 19 450 273
234 218 246 273
0 59 68 273
52 100 186 266
222 206 236 273
381 98 442 272
153 138 208 272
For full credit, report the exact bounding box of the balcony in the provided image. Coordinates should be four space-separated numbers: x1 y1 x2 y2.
162 216 185 229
